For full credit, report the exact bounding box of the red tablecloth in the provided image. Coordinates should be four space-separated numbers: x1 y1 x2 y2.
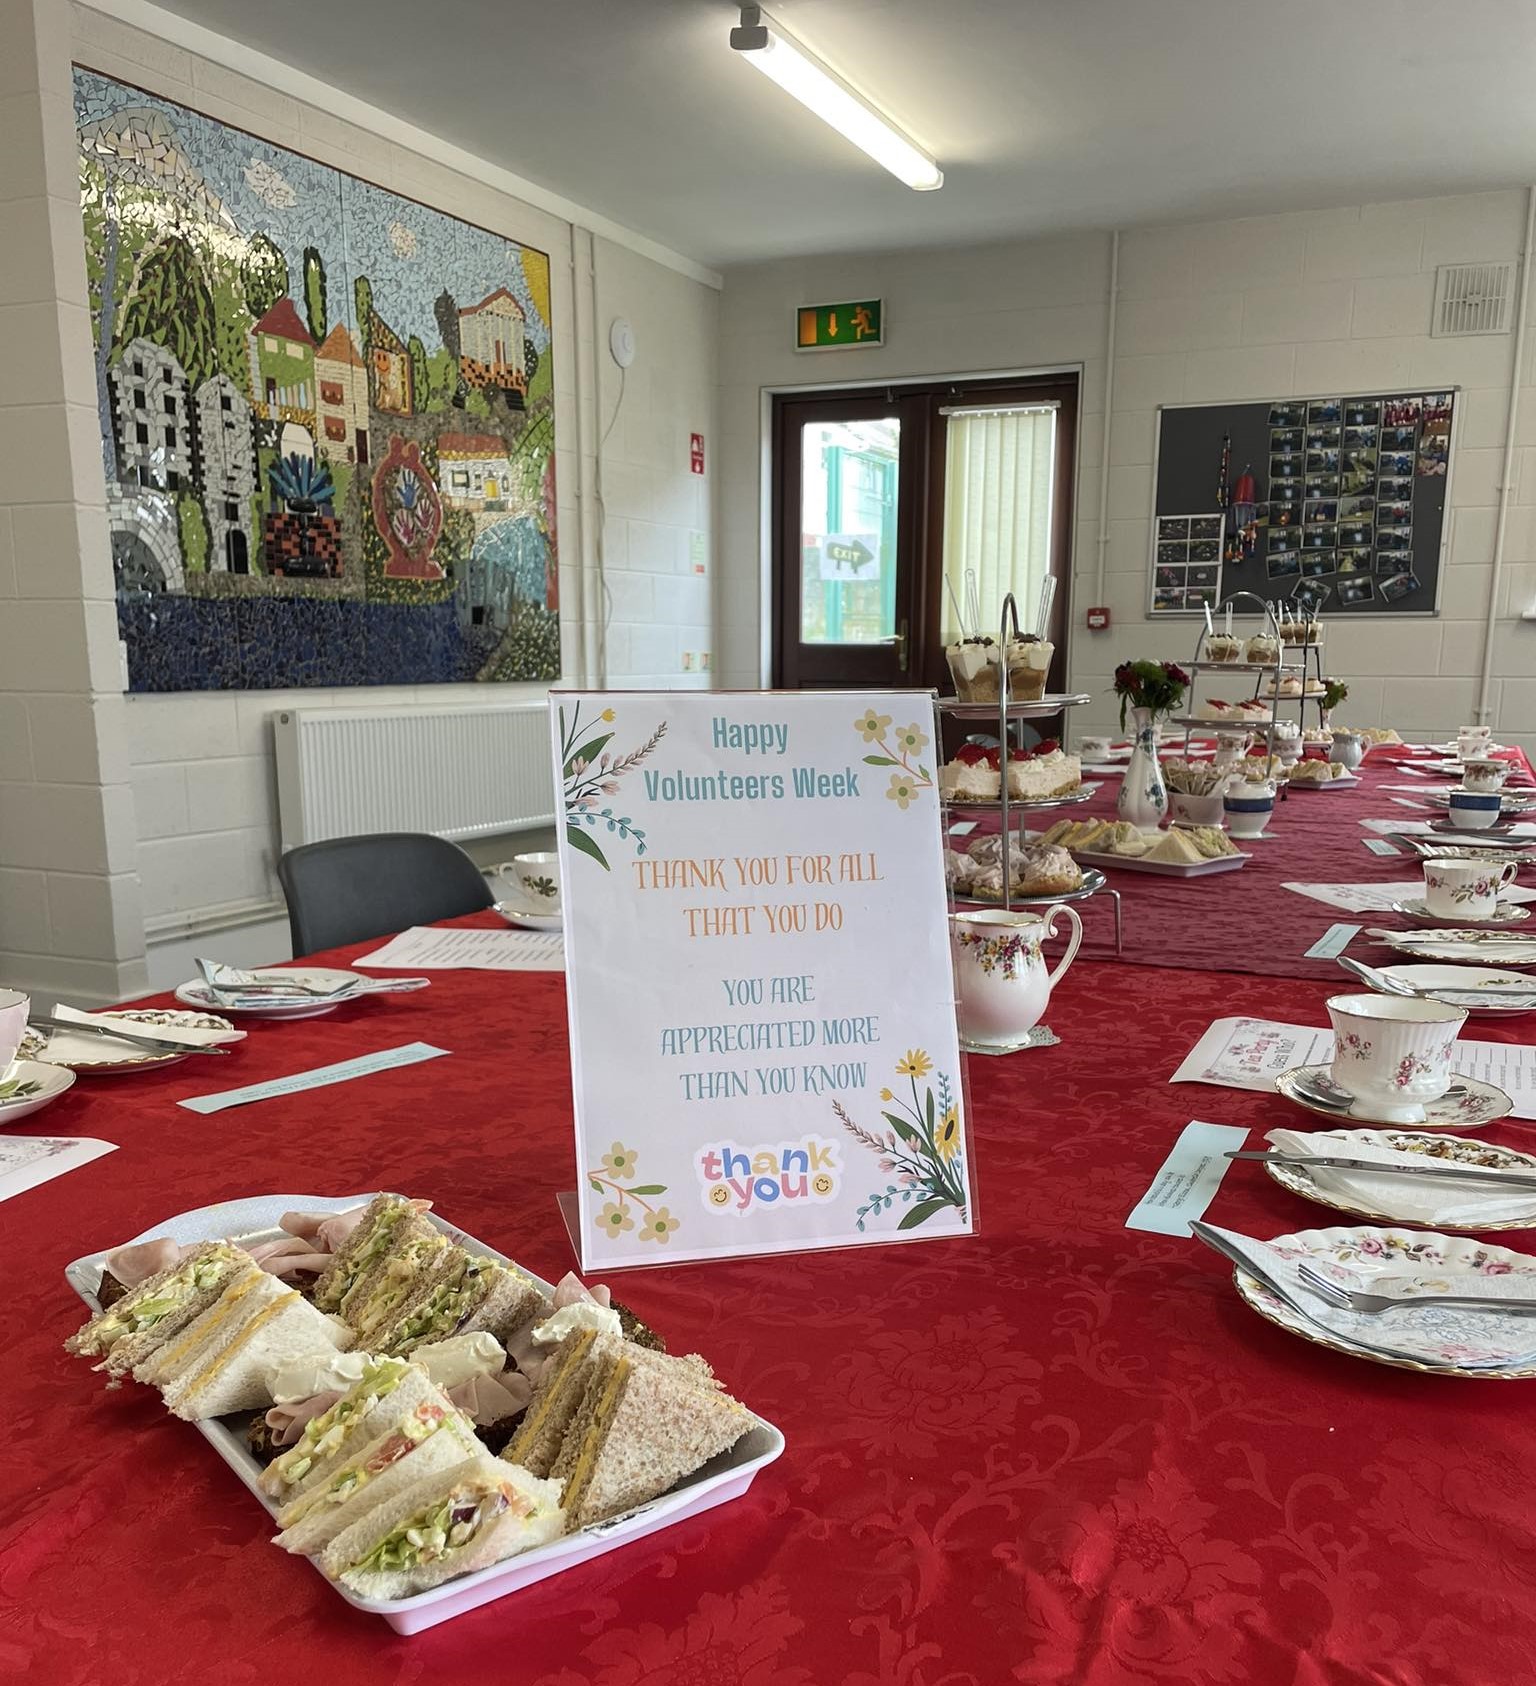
5 917 1536 1685
964 746 1536 982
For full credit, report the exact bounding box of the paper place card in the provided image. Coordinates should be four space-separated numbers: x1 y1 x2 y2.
1172 1017 1333 1091
947 819 977 836
553 690 970 1270
353 926 564 971
1174 1017 1536 1120
1389 796 1432 811
1362 838 1400 857
178 1042 449 1114
0 1134 116 1202
1282 881 1536 913
1361 818 1431 834
1304 923 1363 958
1126 1121 1250 1236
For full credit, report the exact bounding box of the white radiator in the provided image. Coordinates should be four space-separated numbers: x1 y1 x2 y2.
273 702 555 850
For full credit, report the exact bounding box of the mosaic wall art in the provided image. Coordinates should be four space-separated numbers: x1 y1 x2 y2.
73 67 559 690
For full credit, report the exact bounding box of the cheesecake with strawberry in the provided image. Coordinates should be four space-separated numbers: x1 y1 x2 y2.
1006 739 1082 800
939 742 1001 800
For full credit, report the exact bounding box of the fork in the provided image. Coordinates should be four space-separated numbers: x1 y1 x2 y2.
1295 1261 1536 1315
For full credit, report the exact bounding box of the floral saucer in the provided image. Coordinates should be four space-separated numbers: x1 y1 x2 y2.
493 899 562 933
19 1008 237 1073
0 1059 77 1122
1388 898 1530 928
1263 1128 1536 1231
1275 1062 1513 1128
1232 1224 1536 1376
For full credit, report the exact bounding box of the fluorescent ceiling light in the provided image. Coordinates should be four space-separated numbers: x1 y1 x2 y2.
730 6 943 192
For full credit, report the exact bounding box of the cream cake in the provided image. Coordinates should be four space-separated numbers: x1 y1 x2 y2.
939 743 1001 799
1006 742 1082 800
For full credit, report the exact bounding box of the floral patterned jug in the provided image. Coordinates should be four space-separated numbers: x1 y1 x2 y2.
949 907 1083 1048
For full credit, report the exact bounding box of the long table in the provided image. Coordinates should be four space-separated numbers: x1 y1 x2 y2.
7 775 1536 1683
968 744 1536 980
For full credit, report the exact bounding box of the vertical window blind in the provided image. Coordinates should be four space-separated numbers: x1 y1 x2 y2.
940 404 1058 638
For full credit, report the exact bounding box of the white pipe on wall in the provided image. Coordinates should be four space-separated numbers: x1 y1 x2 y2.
1092 230 1120 611
1477 183 1536 723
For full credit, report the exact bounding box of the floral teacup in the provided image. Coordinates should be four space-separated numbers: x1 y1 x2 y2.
950 907 1082 1048
495 852 562 911
1423 854 1518 920
0 989 29 1069
1462 757 1509 794
1326 992 1468 1125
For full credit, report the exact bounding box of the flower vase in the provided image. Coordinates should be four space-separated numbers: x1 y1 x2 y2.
1116 707 1168 828
1320 709 1332 735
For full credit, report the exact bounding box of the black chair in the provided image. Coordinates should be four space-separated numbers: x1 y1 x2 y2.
277 832 496 957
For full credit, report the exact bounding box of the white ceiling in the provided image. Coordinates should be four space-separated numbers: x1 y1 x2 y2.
144 0 1536 268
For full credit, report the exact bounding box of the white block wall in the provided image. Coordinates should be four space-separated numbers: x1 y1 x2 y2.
716 195 1536 753
63 5 720 970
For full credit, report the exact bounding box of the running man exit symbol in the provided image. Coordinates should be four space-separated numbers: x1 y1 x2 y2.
796 299 884 350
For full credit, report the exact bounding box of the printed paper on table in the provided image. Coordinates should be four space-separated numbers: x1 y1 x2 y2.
552 691 971 1269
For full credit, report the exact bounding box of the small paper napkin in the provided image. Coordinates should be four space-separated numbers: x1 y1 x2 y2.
1266 1128 1536 1226
52 1003 245 1049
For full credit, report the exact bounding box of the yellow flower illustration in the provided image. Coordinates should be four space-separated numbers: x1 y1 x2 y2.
894 722 929 756
879 1087 893 1102
601 707 616 722
855 708 893 742
600 1142 638 1178
637 1205 681 1244
936 1104 961 1161
597 1201 634 1237
887 772 917 810
895 1049 933 1078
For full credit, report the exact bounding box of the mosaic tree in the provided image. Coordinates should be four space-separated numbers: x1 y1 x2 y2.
119 235 219 386
241 232 289 319
302 246 327 344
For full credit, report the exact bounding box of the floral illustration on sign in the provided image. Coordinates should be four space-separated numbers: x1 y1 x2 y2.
559 702 666 872
587 1141 677 1244
834 1050 967 1231
854 710 934 811
956 929 1031 980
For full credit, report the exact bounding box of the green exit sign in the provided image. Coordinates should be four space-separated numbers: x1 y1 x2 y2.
796 298 883 351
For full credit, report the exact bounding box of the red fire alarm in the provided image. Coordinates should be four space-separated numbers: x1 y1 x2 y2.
689 433 705 475
1086 605 1111 631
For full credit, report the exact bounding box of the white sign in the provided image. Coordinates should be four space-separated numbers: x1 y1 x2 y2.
812 532 882 583
552 691 971 1269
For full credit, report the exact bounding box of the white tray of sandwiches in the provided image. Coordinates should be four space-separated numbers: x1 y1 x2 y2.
1031 817 1250 877
64 1192 783 1635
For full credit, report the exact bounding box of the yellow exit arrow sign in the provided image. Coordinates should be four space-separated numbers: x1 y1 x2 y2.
796 299 883 351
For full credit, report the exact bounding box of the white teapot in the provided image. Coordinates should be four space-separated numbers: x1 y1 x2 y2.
949 907 1083 1048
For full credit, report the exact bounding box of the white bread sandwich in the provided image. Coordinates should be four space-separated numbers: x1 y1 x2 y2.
66 1242 249 1376
317 1454 564 1598
502 1326 602 1477
134 1265 352 1420
259 1357 445 1503
370 1254 549 1356
273 1403 483 1555
550 1337 751 1532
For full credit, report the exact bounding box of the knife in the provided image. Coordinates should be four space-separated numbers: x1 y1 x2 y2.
1227 1151 1536 1192
29 1015 231 1055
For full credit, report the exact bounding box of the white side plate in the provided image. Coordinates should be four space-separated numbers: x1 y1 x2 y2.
64 1193 785 1635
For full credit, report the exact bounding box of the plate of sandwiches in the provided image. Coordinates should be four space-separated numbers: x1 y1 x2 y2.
1284 762 1359 790
1035 818 1250 876
64 1192 783 1634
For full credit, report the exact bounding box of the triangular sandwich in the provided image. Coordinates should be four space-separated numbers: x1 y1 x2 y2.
310 1194 433 1313
318 1454 564 1599
274 1403 483 1554
259 1357 446 1504
502 1327 599 1477
66 1242 249 1375
550 1340 751 1532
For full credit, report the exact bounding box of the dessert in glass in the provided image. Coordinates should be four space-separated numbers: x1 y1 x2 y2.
1203 631 1243 662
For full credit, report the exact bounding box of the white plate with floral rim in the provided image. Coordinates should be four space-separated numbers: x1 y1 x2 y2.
1389 898 1531 928
19 1009 240 1073
1375 929 1536 966
1376 964 1536 1017
0 1058 77 1121
1262 1128 1536 1230
1232 1224 1536 1377
1275 1062 1513 1129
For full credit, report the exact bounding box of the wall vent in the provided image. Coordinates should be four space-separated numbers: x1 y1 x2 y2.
1432 261 1516 336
